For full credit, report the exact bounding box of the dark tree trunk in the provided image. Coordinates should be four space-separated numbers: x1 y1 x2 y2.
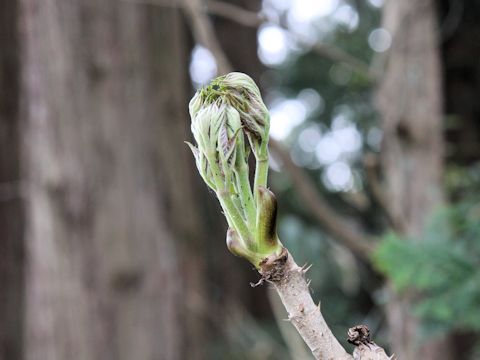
440 0 480 165
0 1 24 359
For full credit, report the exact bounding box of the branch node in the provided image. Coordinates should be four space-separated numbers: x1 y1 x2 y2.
347 324 372 346
258 247 288 283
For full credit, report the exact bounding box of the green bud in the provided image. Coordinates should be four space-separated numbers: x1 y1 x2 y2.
226 228 262 267
187 73 281 268
189 72 269 143
255 186 281 254
189 102 250 195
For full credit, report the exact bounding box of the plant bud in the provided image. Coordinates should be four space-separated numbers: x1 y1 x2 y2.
256 186 281 254
226 228 262 266
187 73 281 268
189 73 269 141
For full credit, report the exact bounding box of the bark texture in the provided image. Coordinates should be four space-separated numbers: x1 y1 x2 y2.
263 249 390 360
376 0 451 358
19 2 193 359
0 1 24 359
266 250 351 360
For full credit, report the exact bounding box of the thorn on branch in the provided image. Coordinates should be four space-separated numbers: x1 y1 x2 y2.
250 278 264 287
302 263 313 274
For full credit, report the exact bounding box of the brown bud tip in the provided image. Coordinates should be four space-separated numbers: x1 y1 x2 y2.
347 325 372 346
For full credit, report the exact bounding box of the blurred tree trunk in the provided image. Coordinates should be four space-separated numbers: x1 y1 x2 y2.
376 0 453 359
18 1 211 359
0 1 24 360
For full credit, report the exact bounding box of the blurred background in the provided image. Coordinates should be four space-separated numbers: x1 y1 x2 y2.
1 0 480 359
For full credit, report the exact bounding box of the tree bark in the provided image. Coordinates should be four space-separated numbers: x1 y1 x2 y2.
18 1 195 359
0 1 24 359
376 0 452 358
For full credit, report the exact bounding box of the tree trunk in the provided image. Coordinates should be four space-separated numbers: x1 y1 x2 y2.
0 1 24 359
18 1 201 359
376 0 452 358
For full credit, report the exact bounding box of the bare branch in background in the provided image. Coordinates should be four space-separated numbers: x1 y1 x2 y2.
209 1 374 82
270 140 375 261
125 0 375 81
184 0 232 74
207 0 265 27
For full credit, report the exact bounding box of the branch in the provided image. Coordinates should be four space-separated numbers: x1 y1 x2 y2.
270 140 375 261
183 0 232 74
206 0 264 27
124 0 375 82
207 0 375 82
